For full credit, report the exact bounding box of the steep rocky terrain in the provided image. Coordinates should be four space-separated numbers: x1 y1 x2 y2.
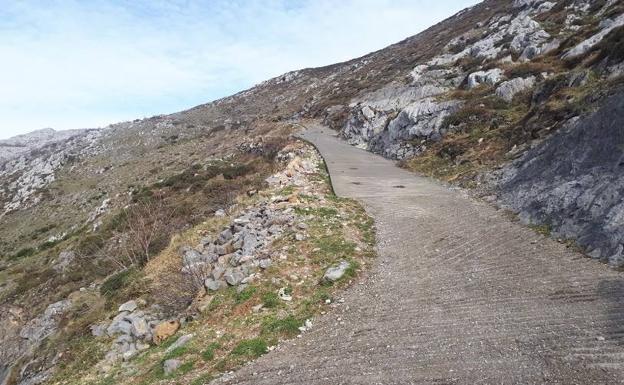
1 0 624 384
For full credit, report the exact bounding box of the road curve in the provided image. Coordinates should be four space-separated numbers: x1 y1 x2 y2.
214 124 624 384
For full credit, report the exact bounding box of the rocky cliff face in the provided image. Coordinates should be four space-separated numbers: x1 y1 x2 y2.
495 91 624 266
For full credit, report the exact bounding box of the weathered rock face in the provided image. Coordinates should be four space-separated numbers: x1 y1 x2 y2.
563 13 624 59
495 76 536 102
19 300 72 346
0 129 101 215
495 91 624 266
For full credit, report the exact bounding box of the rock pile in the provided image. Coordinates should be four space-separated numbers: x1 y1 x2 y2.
181 151 320 294
93 300 167 371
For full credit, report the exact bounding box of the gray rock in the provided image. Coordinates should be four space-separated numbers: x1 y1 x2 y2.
495 77 536 102
182 248 202 265
19 299 72 344
563 14 624 59
90 322 109 337
107 312 133 336
495 92 624 264
467 69 504 89
218 228 233 244
165 334 194 354
224 268 245 286
212 265 226 280
118 300 138 313
204 278 227 291
127 314 150 339
323 261 351 282
163 359 181 375
258 259 272 269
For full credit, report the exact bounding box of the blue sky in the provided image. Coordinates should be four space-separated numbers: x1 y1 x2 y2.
0 0 479 139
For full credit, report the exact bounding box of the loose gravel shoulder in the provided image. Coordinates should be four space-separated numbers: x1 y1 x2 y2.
213 124 624 384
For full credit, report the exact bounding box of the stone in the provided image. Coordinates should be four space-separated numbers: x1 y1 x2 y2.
128 314 150 339
107 312 132 336
215 209 226 217
153 320 180 344
258 259 272 269
212 265 226 280
118 300 138 313
182 248 202 265
205 278 227 291
295 233 307 241
278 287 292 301
495 77 536 102
90 322 108 337
218 228 233 244
165 334 194 354
467 68 504 89
323 261 351 282
224 268 245 286
19 300 72 344
163 359 181 375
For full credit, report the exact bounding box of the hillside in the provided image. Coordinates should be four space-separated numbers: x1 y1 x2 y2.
1 0 624 384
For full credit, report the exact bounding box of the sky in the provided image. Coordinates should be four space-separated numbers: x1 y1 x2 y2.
0 0 479 139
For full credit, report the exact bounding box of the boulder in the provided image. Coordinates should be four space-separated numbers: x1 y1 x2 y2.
218 228 233 244
163 359 181 375
224 268 245 286
107 312 133 336
165 334 194 354
467 69 504 89
495 77 536 102
204 278 227 291
127 314 150 339
118 300 138 313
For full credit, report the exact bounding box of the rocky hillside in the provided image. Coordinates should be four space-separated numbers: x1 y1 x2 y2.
1 0 624 384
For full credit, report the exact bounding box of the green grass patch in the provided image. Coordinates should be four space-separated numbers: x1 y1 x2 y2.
201 342 221 361
261 291 280 308
235 286 256 304
230 338 268 358
262 315 302 338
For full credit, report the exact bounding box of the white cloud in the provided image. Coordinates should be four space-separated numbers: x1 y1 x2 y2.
0 0 479 139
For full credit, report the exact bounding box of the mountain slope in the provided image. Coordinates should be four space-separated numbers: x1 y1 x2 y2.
1 0 624 384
